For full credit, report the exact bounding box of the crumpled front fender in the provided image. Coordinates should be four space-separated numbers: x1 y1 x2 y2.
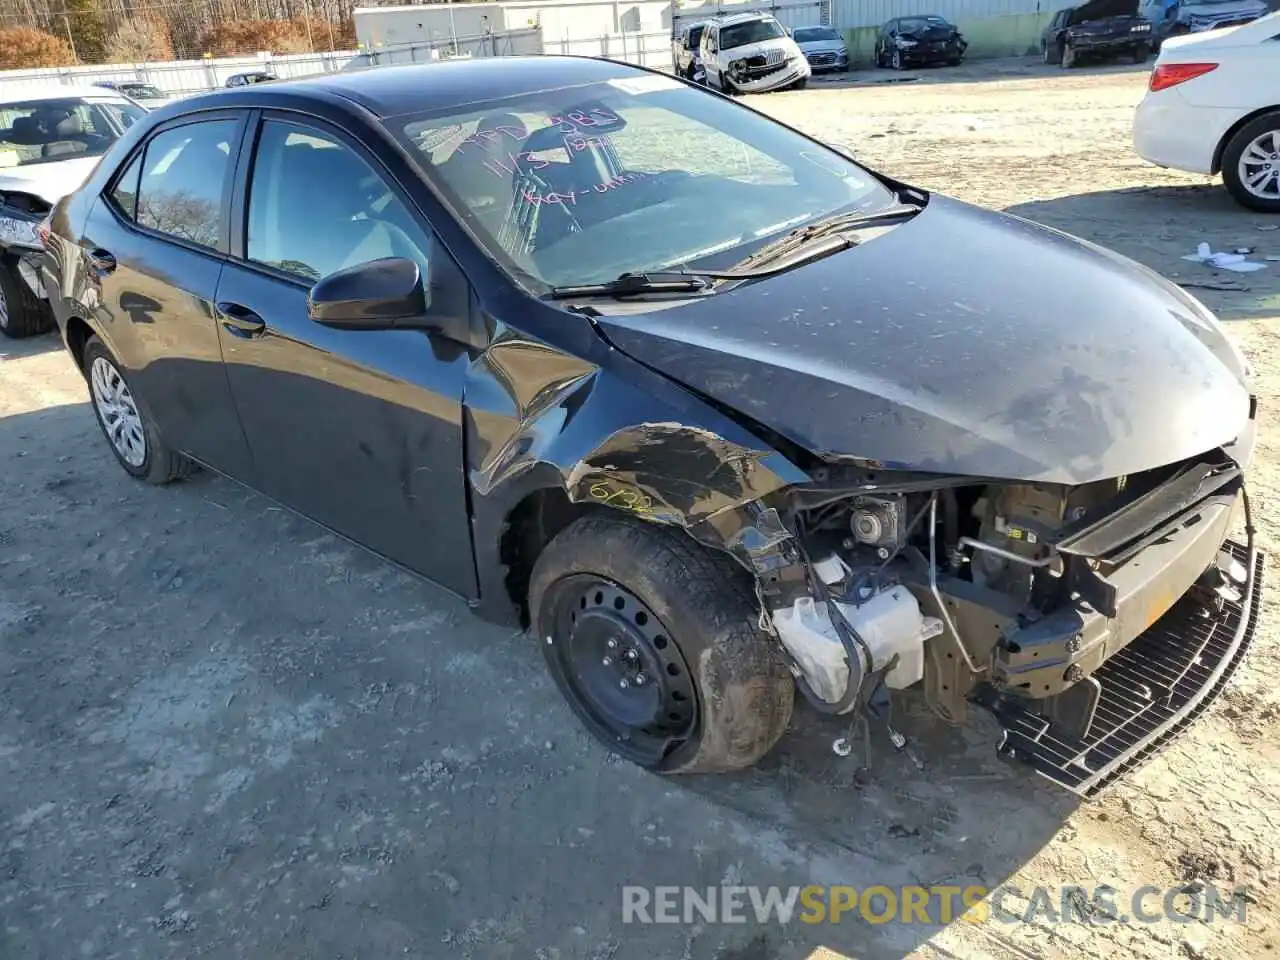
464 322 808 624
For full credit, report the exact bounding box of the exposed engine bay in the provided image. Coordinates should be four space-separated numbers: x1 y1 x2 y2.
709 442 1260 793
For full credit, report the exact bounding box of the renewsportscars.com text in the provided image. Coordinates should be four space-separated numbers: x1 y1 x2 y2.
621 884 1251 926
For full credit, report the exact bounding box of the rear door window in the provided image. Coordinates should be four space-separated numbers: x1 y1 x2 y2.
135 119 237 249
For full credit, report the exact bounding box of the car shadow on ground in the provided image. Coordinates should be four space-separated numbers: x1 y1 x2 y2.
0 400 1082 960
1007 185 1280 323
0 328 63 360
805 55 1151 91
672 692 1080 958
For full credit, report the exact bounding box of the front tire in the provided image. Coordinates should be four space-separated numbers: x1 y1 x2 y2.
791 77 808 90
1132 42 1150 63
0 259 54 339
1222 111 1280 213
82 335 196 484
1061 41 1077 68
530 513 795 774
891 49 903 70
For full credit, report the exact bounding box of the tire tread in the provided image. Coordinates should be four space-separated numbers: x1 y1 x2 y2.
529 512 794 774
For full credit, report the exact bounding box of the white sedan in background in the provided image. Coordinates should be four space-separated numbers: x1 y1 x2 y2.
1133 11 1280 212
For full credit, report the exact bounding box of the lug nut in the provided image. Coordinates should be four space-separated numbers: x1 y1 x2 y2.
619 678 630 689
602 656 613 666
626 649 638 661
635 673 646 686
606 639 617 649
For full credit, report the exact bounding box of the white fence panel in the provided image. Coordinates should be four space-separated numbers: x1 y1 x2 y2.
541 30 673 69
0 51 359 98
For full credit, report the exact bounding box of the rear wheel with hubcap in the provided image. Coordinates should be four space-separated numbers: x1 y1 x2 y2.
1222 112 1280 213
83 334 197 484
530 513 794 774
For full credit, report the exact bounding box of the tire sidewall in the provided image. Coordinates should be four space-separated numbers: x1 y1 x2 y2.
1222 113 1280 214
0 258 51 339
529 515 793 773
891 49 902 70
83 336 163 481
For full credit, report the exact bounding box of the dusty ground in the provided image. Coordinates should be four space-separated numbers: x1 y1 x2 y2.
3 59 1280 960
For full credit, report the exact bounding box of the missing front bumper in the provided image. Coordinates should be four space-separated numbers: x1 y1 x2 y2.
971 538 1262 798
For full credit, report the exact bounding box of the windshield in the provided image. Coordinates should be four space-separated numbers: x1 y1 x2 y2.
720 18 787 49
397 75 895 290
900 17 951 31
794 27 840 41
0 97 144 167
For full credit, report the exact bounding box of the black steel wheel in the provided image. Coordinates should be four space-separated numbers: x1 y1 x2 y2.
542 576 697 765
530 513 794 774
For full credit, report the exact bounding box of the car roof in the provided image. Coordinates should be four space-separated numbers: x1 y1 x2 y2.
0 83 131 104
714 11 778 25
178 56 646 119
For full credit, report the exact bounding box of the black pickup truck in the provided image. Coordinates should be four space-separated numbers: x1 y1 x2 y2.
1041 0 1155 67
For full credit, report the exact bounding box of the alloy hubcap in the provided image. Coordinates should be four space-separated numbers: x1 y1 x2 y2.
546 577 697 763
89 356 147 466
1239 129 1280 200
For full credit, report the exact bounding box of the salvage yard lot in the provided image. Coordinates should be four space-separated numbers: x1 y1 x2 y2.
3 60 1280 960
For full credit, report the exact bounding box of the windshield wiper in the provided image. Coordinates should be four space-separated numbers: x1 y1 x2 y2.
735 202 923 270
547 204 923 301
548 272 713 299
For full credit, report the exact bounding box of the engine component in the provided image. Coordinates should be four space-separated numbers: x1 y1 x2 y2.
849 495 907 550
771 584 943 712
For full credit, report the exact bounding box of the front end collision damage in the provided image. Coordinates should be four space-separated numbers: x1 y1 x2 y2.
463 306 1263 796
0 189 52 294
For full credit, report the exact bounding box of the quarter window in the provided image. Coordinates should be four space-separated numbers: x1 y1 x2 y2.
246 120 430 284
135 119 236 249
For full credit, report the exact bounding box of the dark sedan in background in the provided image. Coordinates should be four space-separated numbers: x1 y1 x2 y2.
875 15 968 69
38 57 1261 796
1042 0 1154 66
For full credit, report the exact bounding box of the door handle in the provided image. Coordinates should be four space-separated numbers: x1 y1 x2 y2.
85 248 116 275
216 301 267 338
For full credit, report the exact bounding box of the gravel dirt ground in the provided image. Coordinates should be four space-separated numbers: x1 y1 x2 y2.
3 58 1280 960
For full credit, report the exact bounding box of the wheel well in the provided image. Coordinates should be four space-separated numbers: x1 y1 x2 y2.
1212 106 1280 175
499 487 595 628
65 315 93 373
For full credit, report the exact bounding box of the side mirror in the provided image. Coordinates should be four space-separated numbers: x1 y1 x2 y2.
308 257 429 330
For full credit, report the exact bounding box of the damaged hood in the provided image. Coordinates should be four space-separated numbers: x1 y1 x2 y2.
0 155 102 205
1066 0 1140 25
594 196 1251 486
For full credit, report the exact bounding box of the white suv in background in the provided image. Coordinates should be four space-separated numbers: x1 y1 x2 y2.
699 13 812 94
1133 12 1280 211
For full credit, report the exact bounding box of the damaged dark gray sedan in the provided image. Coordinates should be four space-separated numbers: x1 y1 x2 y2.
41 57 1261 798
